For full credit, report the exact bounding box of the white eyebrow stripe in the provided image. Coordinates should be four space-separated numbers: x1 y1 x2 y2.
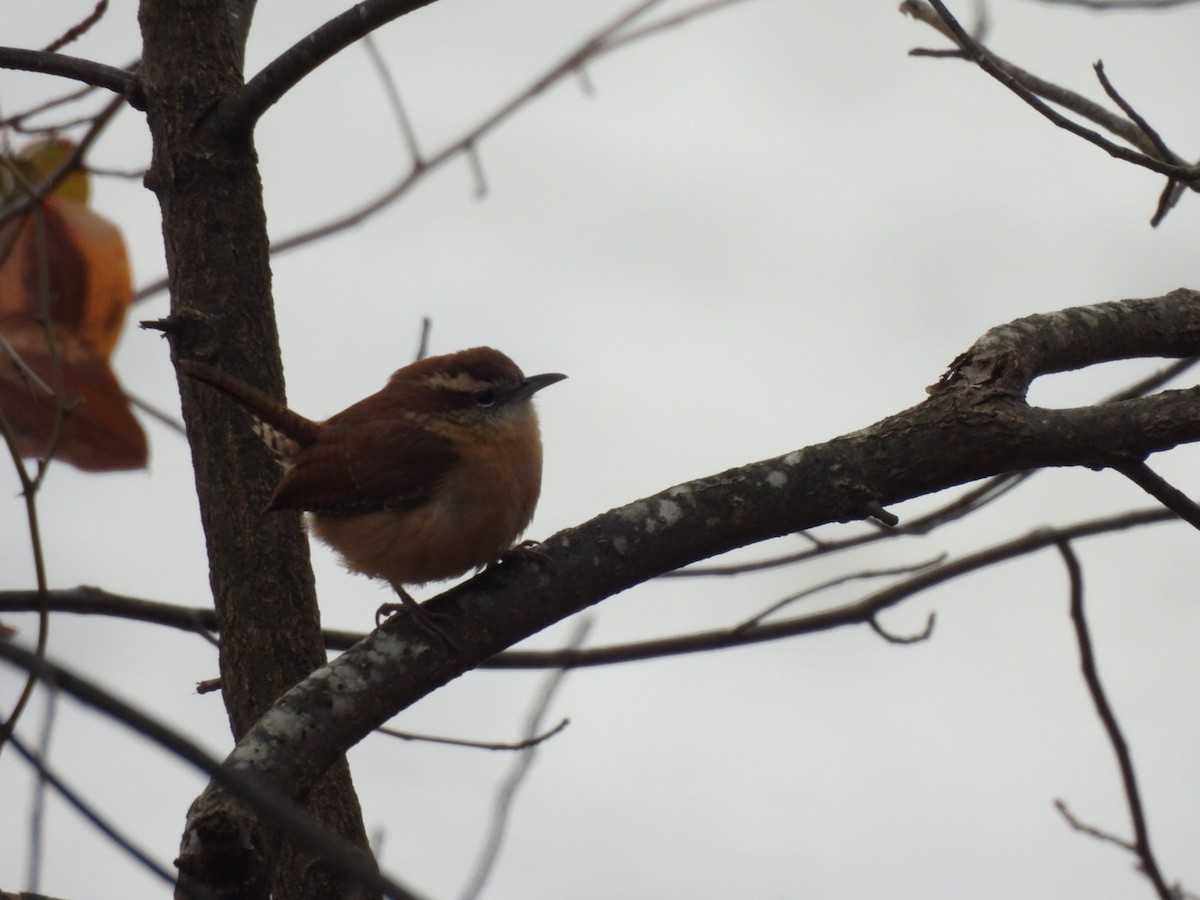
422 372 493 392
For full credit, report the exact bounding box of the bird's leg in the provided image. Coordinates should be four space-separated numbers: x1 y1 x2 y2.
376 585 459 650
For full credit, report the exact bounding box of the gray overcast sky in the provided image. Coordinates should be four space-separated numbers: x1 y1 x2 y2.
2 1 1199 898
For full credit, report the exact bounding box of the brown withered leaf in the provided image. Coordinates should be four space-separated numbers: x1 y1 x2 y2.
0 141 146 472
0 317 147 471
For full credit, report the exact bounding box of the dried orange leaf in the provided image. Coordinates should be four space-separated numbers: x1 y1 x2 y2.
0 140 143 472
0 318 147 471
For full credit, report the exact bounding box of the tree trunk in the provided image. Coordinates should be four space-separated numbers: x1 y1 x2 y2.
136 2 378 897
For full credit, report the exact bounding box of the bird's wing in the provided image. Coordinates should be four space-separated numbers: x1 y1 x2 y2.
266 418 459 515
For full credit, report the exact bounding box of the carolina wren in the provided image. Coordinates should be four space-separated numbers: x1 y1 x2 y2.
180 347 564 630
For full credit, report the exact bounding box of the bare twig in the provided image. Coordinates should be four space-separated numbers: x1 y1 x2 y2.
1054 798 1135 851
668 474 1026 577
733 557 945 633
134 0 751 303
869 611 936 644
485 508 1175 669
0 47 132 94
1056 539 1175 900
0 333 56 397
0 57 138 132
902 0 1156 153
1113 460 1200 529
207 0 439 137
1031 0 1200 8
1091 59 1185 225
1092 61 1175 165
42 0 110 54
1103 357 1199 402
1 81 97 129
7 725 181 893
0 586 218 634
0 185 59 761
362 34 422 165
25 688 59 892
377 717 569 751
414 316 432 362
466 141 487 198
459 618 593 900
902 0 1198 185
5 111 104 134
1150 178 1185 227
0 640 423 900
125 390 185 435
0 509 1178 664
0 89 127 223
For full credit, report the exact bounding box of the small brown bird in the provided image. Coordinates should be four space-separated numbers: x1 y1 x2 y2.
181 347 565 632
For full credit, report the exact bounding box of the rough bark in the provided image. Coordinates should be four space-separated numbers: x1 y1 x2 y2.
135 2 376 898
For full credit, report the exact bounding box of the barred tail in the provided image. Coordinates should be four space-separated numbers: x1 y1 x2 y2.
179 360 321 457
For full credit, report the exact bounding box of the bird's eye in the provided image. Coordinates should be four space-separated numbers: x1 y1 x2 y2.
473 389 497 408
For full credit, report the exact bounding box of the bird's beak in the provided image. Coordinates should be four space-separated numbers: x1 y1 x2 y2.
514 372 567 401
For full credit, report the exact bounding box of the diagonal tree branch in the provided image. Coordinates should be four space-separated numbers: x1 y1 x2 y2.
205 0 438 138
1056 540 1176 900
1114 460 1200 529
0 47 133 93
174 290 1200 874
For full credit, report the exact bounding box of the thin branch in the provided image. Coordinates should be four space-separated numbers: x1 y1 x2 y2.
1054 798 1135 852
207 0 438 137
1030 0 1200 8
0 47 132 94
1091 59 1185 225
377 718 569 751
669 475 1026 577
733 557 945 633
1151 177 1185 227
0 640 424 900
125 390 185 435
487 509 1174 669
1092 61 1175 164
902 0 1198 182
413 316 432 362
0 206 56 760
869 610 936 644
6 727 181 893
0 57 138 131
903 0 1160 156
25 688 58 892
1103 357 1199 402
1113 460 1200 529
1056 539 1175 900
0 586 217 634
0 509 1179 663
5 112 105 135
466 141 487 198
42 0 110 54
0 89 127 223
0 334 56 398
362 34 422 164
133 0 749 303
459 617 593 900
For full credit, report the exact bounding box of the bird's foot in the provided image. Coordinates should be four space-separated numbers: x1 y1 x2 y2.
376 588 460 651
